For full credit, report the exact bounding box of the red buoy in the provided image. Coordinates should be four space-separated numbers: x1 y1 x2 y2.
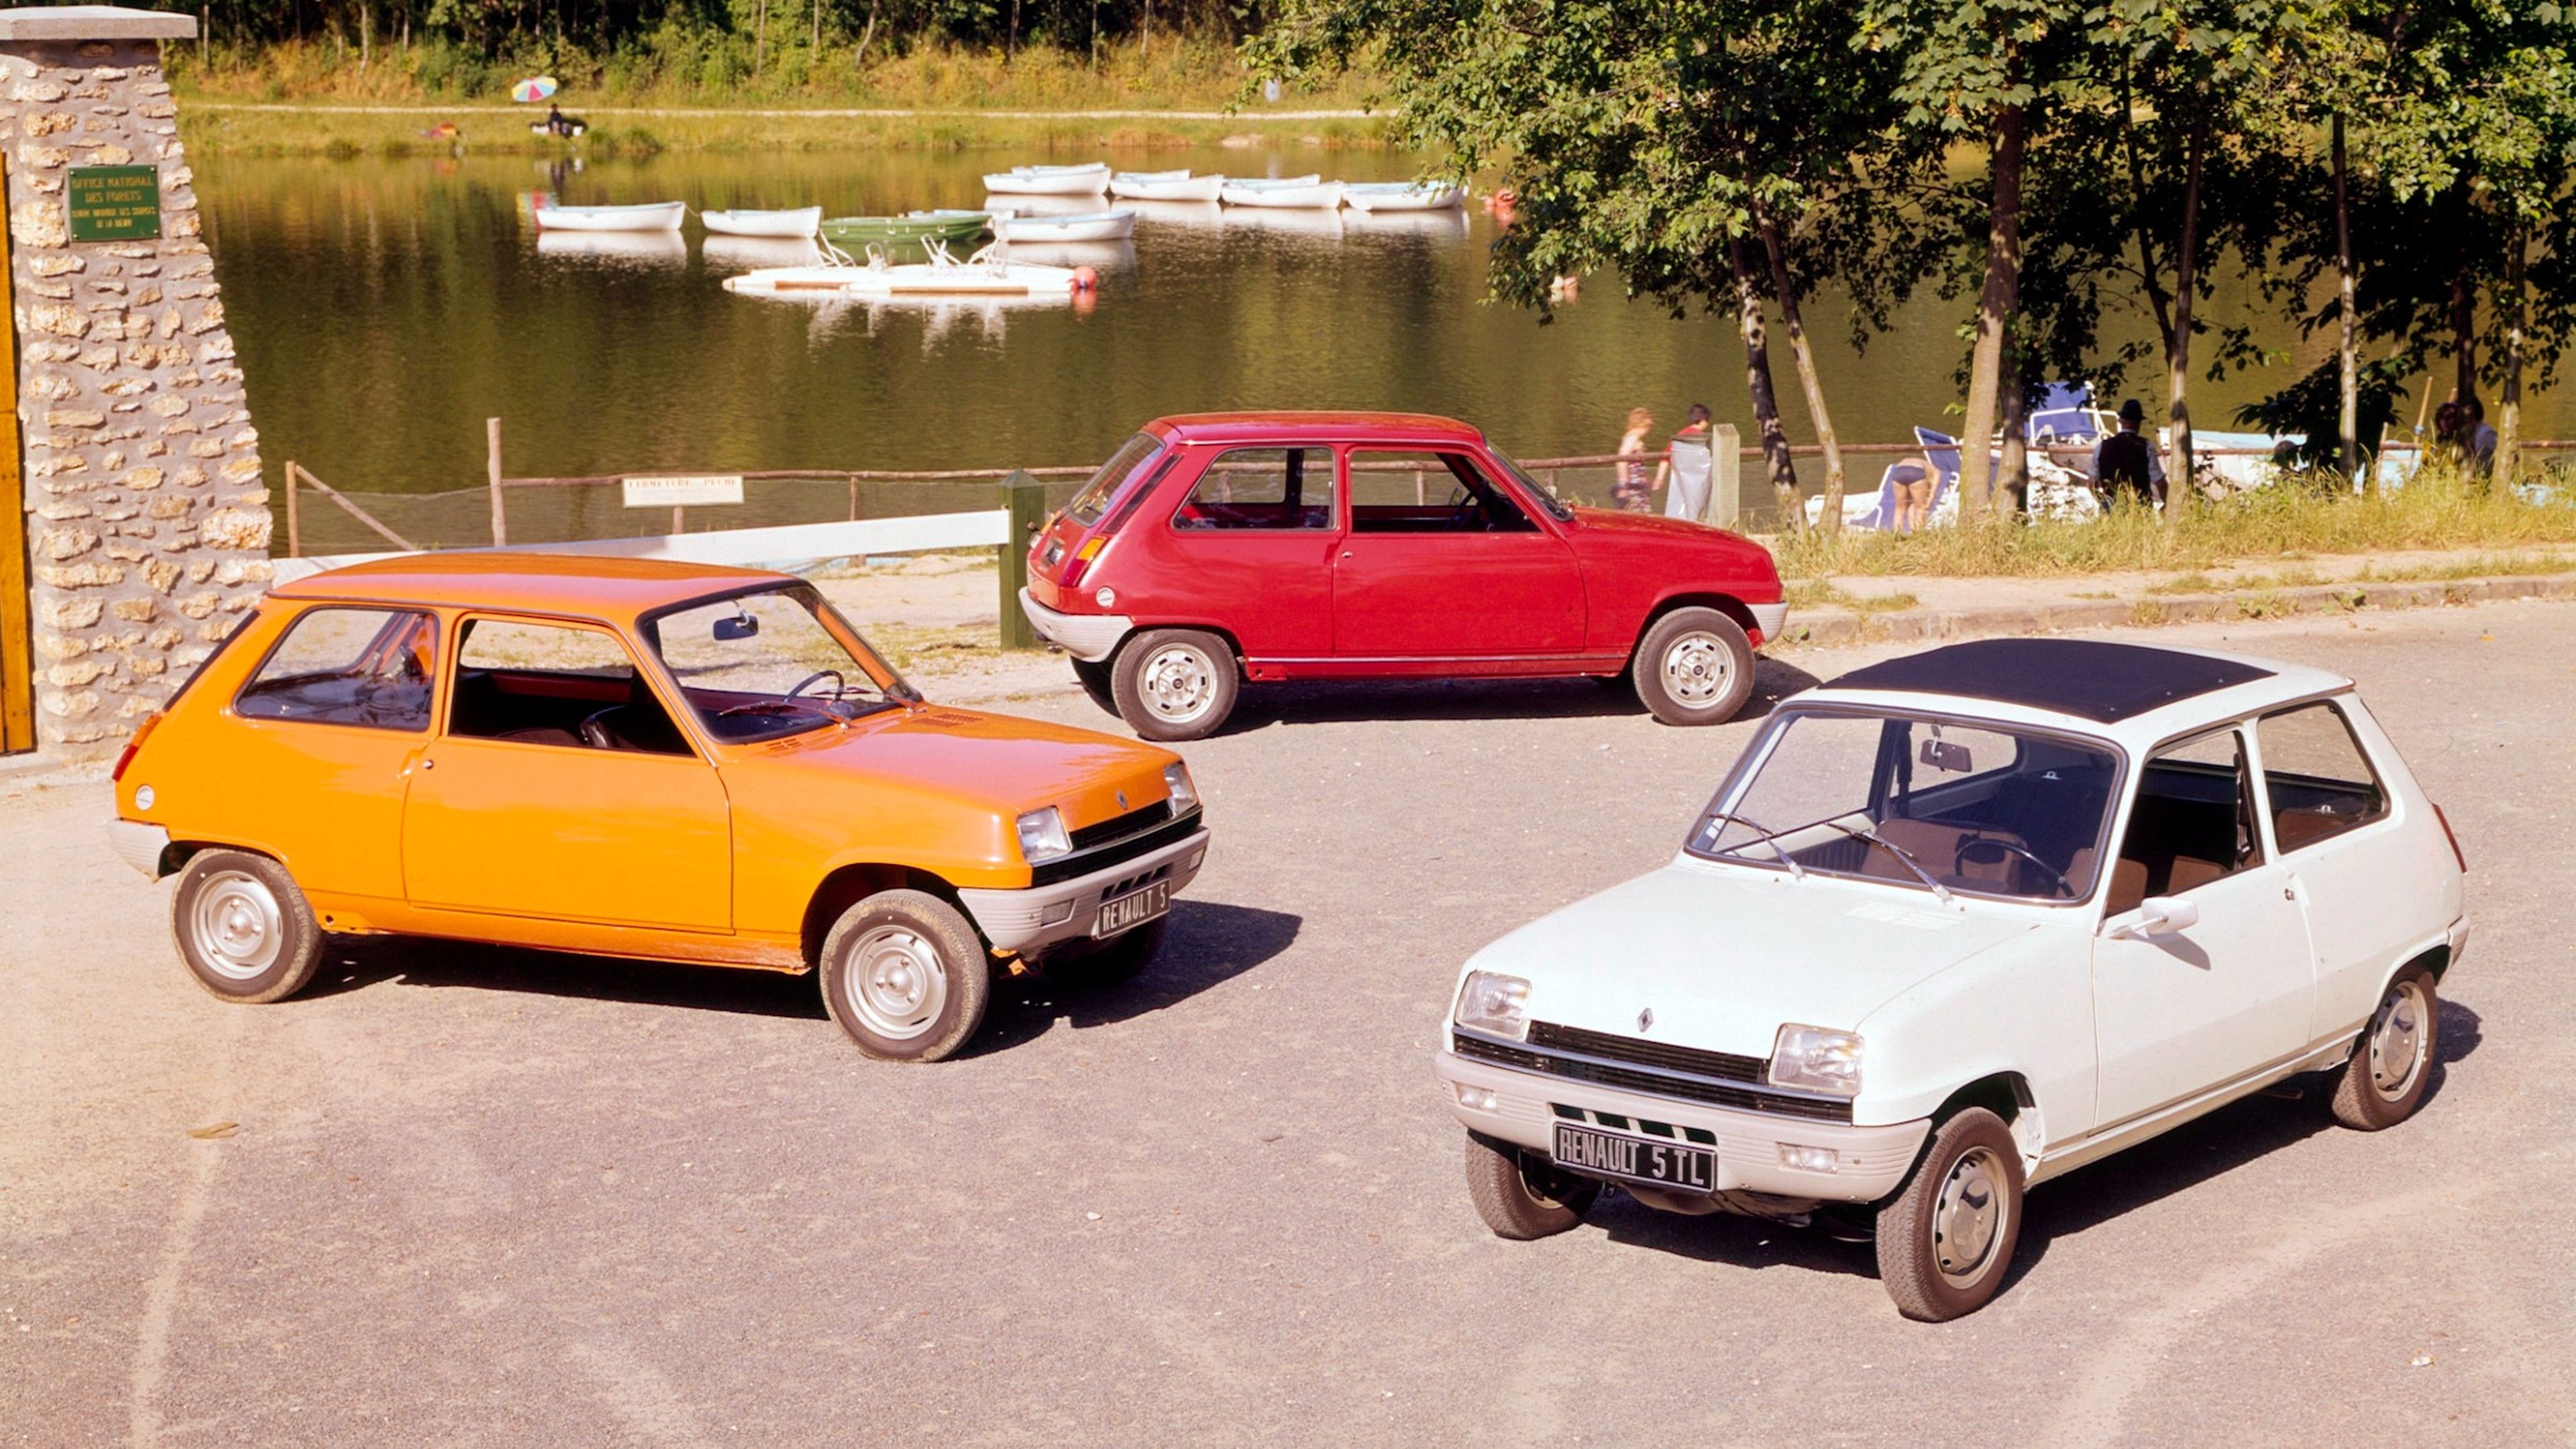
1070 266 1099 292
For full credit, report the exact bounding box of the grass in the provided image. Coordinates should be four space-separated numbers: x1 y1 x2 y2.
1772 467 2576 581
1786 580 1923 614
862 621 1004 674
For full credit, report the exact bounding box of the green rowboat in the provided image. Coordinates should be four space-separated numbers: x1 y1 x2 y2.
820 209 991 250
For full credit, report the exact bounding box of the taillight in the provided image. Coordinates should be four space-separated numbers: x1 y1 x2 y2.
2434 802 2467 873
113 712 162 784
1059 536 1108 590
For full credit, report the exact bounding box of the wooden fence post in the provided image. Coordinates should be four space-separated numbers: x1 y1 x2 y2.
0 146 30 753
486 417 508 547
283 460 301 557
999 470 1048 650
1709 423 1741 527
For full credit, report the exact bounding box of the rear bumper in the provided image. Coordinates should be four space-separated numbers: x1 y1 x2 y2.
1017 588 1132 663
108 819 173 879
1434 1047 1927 1203
1749 600 1789 644
956 827 1209 954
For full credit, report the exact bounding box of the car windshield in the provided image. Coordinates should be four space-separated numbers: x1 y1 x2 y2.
1489 445 1577 521
1065 433 1167 526
1688 708 2121 902
645 585 912 743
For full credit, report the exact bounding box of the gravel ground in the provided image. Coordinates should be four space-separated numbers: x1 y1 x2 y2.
4 600 2571 1446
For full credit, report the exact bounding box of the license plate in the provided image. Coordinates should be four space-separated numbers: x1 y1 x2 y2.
1091 880 1169 938
1552 1122 1717 1192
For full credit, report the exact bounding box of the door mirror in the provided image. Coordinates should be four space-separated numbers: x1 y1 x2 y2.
2109 894 2201 940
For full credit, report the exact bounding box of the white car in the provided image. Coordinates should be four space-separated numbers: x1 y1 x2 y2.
1437 639 2469 1320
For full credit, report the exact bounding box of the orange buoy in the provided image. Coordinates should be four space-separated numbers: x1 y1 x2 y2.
1070 266 1099 292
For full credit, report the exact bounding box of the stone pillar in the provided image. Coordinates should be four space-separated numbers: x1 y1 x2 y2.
1 7 270 756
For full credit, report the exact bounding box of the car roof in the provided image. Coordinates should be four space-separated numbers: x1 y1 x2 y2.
270 551 792 621
1798 639 2353 747
1148 412 1489 447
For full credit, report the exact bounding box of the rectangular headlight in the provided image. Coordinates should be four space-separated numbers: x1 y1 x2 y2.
1163 761 1199 814
1016 806 1072 863
1454 971 1532 1041
1769 1024 1863 1097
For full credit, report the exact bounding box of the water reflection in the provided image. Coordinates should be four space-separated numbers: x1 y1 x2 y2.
535 229 689 266
702 235 826 272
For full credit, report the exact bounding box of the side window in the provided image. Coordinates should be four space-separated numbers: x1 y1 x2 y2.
1348 451 1536 533
2258 701 2388 851
2110 729 2261 912
449 619 690 754
1170 447 1336 531
235 607 436 731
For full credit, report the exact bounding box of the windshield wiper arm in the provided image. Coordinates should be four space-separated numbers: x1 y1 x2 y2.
1701 811 1805 881
1815 818 1955 904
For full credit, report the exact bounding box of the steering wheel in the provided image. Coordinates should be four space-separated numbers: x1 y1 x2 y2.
785 669 844 702
1447 487 1486 531
1955 837 2076 898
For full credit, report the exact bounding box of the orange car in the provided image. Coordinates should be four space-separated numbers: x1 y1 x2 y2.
105 554 1210 1061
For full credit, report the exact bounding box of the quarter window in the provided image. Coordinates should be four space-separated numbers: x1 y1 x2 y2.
235 606 436 731
2258 701 2388 851
1171 447 1336 531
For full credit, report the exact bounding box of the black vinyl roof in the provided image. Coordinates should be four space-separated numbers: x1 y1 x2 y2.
1824 639 2275 723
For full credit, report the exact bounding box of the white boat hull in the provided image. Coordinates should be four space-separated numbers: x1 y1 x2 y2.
982 163 1112 196
1110 172 1224 202
1219 180 1346 209
995 209 1138 243
533 201 686 232
702 206 822 237
1342 183 1467 212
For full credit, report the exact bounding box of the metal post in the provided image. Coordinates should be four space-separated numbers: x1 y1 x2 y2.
284 460 301 556
672 504 685 535
485 417 508 547
999 470 1048 650
1709 423 1742 527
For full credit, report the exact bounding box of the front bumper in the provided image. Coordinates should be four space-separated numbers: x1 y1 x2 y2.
109 820 173 879
1017 588 1133 663
1434 1047 1928 1203
956 827 1210 955
1748 600 1789 644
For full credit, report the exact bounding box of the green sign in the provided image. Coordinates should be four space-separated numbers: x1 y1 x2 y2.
65 166 162 243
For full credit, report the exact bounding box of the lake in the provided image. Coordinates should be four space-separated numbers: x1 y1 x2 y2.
197 144 2569 549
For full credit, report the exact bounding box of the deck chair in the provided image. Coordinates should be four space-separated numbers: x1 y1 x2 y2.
1912 427 1964 526
2025 382 2101 445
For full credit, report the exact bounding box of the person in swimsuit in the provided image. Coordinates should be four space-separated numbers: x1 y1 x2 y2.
1887 455 1935 533
1614 407 1656 511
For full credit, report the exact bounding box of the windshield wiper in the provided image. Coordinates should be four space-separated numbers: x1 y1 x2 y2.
1813 818 1955 904
1701 811 1805 881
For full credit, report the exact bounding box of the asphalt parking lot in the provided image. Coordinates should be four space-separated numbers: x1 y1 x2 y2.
5 600 2573 1446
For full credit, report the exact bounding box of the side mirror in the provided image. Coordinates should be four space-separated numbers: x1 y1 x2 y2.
2109 894 2201 941
713 614 758 642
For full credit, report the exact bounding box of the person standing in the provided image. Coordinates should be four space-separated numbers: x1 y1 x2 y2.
1614 407 1656 512
2091 399 2165 507
1656 404 1715 522
1885 455 1936 533
2463 398 2499 477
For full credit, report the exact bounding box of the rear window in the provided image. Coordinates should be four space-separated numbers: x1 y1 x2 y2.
1065 433 1167 527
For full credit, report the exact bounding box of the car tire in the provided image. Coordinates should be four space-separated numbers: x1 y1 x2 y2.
1071 657 1116 715
1042 916 1168 989
1874 1107 2025 1322
1110 629 1239 742
170 849 325 1005
1632 608 1757 726
1464 1130 1601 1240
818 889 992 1063
2330 965 2439 1131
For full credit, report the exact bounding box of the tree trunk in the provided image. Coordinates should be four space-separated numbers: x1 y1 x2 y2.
1754 206 1846 533
1728 234 1799 523
2333 113 2361 490
1998 325 2027 515
854 0 878 70
754 0 768 74
2165 119 2204 506
812 0 820 54
1959 101 2025 521
2449 260 2476 407
1008 0 1020 61
2121 59 2176 352
359 0 370 70
2496 217 2526 487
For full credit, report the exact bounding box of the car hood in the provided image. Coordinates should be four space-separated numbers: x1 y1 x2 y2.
756 702 1177 828
1568 505 1752 547
1466 860 2037 1060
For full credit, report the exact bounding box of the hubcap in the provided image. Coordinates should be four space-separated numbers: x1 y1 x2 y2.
190 869 282 981
1138 644 1218 724
1931 1144 2008 1288
1660 632 1735 708
2367 978 2430 1102
843 924 950 1041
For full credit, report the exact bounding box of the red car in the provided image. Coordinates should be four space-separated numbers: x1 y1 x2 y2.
1018 413 1789 741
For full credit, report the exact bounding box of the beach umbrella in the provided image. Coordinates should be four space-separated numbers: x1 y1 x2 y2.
511 76 559 104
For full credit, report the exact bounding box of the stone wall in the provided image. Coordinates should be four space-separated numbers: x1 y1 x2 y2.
5 36 270 752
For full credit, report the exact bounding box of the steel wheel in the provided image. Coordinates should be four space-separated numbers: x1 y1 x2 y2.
841 924 951 1042
2365 975 2431 1103
1931 1144 2010 1289
1633 608 1755 727
1138 642 1220 726
1659 631 1737 711
188 869 284 982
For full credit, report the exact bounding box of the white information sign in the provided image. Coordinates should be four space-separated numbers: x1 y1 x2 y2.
623 474 745 508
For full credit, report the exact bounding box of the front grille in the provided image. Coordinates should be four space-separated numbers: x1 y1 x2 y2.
1030 807 1203 887
1526 1021 1766 1084
1454 1032 1854 1124
1070 799 1173 850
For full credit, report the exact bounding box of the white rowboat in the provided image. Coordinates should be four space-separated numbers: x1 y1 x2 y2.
1340 181 1468 212
1109 169 1226 202
531 200 686 232
981 162 1112 196
701 206 823 238
1218 176 1344 209
994 209 1138 243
